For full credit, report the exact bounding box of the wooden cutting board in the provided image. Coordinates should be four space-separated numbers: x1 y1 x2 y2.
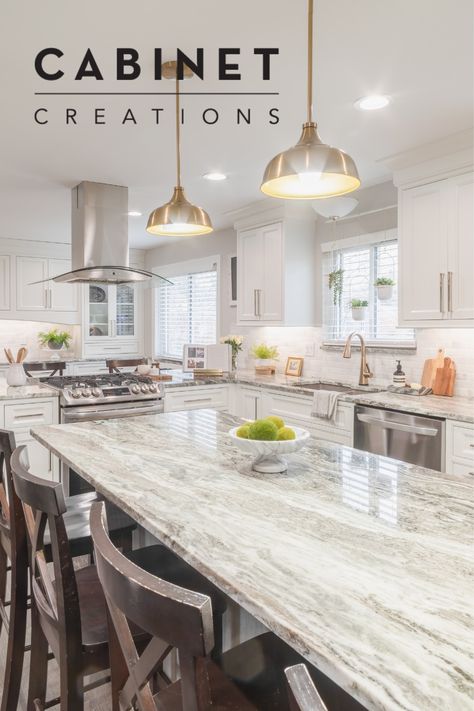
421 348 445 388
432 357 456 396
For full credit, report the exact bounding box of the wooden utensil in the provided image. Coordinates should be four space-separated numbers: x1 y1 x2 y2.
16 347 28 363
4 348 13 364
432 357 456 396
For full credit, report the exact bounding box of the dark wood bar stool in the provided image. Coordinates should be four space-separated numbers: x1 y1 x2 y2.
0 428 136 711
10 446 229 710
286 664 328 711
23 361 66 377
106 358 146 374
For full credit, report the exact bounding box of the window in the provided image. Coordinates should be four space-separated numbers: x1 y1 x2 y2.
322 230 415 345
156 267 217 359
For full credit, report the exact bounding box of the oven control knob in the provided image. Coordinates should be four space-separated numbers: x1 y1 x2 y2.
130 384 140 394
71 389 82 399
148 384 157 393
141 384 150 393
82 388 92 397
91 387 101 398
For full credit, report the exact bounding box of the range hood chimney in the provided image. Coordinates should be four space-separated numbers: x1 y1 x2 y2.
45 181 170 286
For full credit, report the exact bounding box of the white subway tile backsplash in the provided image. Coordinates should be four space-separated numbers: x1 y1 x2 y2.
234 325 474 398
0 321 80 362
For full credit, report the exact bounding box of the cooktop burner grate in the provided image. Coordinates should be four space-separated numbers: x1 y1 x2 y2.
43 374 153 390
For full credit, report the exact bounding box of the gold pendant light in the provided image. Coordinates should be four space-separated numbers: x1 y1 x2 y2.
261 0 360 199
147 61 213 236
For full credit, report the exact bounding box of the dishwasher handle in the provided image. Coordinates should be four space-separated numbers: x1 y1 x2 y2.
356 413 439 437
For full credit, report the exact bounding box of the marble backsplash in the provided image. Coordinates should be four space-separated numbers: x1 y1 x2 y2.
235 326 474 398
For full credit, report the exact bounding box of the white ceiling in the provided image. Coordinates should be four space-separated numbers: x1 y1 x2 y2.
0 0 473 249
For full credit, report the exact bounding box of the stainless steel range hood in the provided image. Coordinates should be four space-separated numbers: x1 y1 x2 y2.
41 182 171 287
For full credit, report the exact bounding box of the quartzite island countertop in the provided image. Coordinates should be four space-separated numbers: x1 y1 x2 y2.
31 409 473 711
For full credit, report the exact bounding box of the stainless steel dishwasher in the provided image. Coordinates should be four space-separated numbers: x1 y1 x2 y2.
354 405 445 471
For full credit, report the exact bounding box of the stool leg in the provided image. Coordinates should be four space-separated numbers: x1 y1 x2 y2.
0 545 7 638
27 601 49 711
1 546 28 711
211 611 224 661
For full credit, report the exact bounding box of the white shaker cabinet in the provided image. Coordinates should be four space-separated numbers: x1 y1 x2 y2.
49 258 78 312
0 256 10 310
399 171 474 326
82 283 141 357
235 208 317 326
16 256 49 311
13 253 79 323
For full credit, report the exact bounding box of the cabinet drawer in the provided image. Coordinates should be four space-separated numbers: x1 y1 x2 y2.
5 400 55 431
451 423 474 463
448 460 474 478
164 386 229 413
83 341 140 357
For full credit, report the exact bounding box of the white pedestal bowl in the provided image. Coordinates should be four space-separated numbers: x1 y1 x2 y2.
229 426 310 473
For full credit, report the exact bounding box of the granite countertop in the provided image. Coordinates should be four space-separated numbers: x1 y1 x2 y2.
164 370 474 424
0 377 58 401
32 410 474 711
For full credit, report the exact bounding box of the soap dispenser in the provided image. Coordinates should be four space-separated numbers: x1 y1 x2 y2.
393 360 406 386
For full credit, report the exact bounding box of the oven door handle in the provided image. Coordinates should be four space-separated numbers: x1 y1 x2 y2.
356 413 439 437
63 404 163 422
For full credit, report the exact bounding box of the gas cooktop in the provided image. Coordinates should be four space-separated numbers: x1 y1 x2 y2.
43 373 163 407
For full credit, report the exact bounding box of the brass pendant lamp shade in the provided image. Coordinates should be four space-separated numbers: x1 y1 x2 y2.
261 0 360 199
147 62 213 237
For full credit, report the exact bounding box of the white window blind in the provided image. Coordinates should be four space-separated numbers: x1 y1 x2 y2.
323 236 415 344
156 269 217 358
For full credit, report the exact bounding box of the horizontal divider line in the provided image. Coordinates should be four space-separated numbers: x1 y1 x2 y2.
35 91 280 96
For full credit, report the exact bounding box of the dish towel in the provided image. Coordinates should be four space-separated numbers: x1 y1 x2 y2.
311 390 340 423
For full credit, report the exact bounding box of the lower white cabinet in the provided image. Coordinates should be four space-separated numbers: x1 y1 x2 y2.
445 420 474 477
235 386 263 421
164 386 229 413
260 390 354 446
0 397 59 480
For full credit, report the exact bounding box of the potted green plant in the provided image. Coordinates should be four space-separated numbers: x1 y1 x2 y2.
328 268 344 306
375 277 395 300
250 343 279 372
350 299 368 321
38 328 72 351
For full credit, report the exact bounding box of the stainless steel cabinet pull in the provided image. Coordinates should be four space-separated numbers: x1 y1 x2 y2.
439 273 445 313
257 289 262 317
254 289 258 317
14 413 43 420
356 413 438 437
49 288 53 309
448 271 453 314
44 288 48 308
183 397 213 404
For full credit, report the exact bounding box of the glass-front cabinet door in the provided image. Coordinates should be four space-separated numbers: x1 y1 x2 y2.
116 284 136 337
87 285 111 337
85 284 137 340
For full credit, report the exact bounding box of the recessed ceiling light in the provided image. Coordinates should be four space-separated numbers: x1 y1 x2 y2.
128 211 142 217
355 94 391 111
203 172 227 181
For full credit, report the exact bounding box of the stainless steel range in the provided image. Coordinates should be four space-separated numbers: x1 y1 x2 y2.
44 374 164 424
43 373 165 495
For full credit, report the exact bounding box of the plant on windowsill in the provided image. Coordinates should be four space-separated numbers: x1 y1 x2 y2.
375 277 395 301
350 299 368 321
328 268 344 306
250 343 279 374
38 329 72 351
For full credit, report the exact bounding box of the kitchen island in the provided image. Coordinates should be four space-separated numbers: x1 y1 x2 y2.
31 409 473 711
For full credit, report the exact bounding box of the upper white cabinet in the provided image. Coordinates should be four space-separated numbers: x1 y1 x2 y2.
235 207 317 326
0 239 79 325
0 256 10 310
82 282 141 357
399 171 474 326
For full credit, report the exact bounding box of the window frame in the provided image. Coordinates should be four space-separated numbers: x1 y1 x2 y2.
321 229 416 348
152 256 221 360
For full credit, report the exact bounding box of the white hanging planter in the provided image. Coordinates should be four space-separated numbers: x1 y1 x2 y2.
351 306 367 321
376 284 394 301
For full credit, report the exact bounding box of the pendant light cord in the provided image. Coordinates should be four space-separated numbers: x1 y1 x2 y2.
307 0 314 124
176 75 181 187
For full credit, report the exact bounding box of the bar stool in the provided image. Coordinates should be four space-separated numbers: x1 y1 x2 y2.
106 358 146 374
10 446 228 711
286 664 328 710
23 361 66 377
0 430 135 711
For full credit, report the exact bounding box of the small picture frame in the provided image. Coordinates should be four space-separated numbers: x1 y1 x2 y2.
285 356 304 377
183 344 206 372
